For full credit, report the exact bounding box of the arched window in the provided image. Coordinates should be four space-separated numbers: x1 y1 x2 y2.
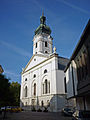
42 80 50 94
25 78 27 81
44 69 47 74
45 79 47 94
49 82 50 93
25 86 27 97
43 84 44 94
64 77 67 93
33 74 36 78
34 83 36 96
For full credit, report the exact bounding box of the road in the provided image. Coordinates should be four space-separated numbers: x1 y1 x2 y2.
1 111 73 120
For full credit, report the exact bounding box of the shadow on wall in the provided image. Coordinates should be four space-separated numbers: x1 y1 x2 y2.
65 64 77 108
20 94 67 112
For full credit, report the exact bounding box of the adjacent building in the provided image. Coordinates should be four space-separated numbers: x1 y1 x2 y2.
0 65 4 74
64 19 90 110
20 13 69 112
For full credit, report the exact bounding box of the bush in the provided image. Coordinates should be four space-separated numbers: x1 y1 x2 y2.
10 107 22 113
43 107 48 112
32 107 36 112
37 108 42 112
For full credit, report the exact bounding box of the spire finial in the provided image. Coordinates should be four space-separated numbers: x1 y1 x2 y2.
42 10 44 16
40 10 46 25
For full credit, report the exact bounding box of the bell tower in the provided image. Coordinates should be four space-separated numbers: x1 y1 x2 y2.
33 13 53 55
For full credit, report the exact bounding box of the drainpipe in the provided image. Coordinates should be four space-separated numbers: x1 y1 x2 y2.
71 64 75 96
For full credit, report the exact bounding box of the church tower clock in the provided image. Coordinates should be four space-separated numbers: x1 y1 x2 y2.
33 13 53 55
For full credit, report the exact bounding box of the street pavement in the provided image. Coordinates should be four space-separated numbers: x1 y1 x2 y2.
0 111 73 120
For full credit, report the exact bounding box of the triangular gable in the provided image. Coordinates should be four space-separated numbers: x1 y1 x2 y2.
23 54 48 72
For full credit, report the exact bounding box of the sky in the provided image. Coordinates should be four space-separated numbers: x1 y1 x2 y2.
0 0 90 83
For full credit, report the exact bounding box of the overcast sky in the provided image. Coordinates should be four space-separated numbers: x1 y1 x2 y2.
0 0 90 83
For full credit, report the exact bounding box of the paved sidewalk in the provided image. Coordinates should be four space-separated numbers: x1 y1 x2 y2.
1 111 73 120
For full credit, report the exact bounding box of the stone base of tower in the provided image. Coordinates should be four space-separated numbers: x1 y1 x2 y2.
20 94 66 112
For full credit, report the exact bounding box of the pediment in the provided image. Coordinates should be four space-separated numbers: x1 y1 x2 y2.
23 54 48 72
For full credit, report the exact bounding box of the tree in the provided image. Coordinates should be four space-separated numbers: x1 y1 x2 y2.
0 74 11 119
0 74 20 119
0 74 10 107
0 74 21 107
9 82 21 106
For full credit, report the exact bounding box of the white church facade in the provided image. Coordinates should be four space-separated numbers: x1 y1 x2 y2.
20 13 69 112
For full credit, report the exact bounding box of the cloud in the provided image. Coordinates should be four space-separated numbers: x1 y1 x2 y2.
57 0 90 15
4 70 21 83
32 0 42 10
4 70 20 78
0 40 31 57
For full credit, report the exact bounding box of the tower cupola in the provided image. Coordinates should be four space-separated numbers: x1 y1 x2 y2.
33 13 53 55
35 12 51 35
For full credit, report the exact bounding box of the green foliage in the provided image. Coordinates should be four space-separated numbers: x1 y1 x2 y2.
0 74 10 107
32 107 36 112
37 108 42 112
9 82 21 106
43 107 48 112
0 74 21 107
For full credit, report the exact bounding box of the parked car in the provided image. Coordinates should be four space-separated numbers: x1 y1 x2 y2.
1 107 5 111
72 110 90 120
11 106 22 113
6 106 12 112
1 106 22 112
1 106 12 112
62 108 74 116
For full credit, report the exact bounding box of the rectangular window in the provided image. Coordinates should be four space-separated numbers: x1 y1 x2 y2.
45 41 47 47
36 43 37 48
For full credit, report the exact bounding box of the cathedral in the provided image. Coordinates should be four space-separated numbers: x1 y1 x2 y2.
20 13 69 112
